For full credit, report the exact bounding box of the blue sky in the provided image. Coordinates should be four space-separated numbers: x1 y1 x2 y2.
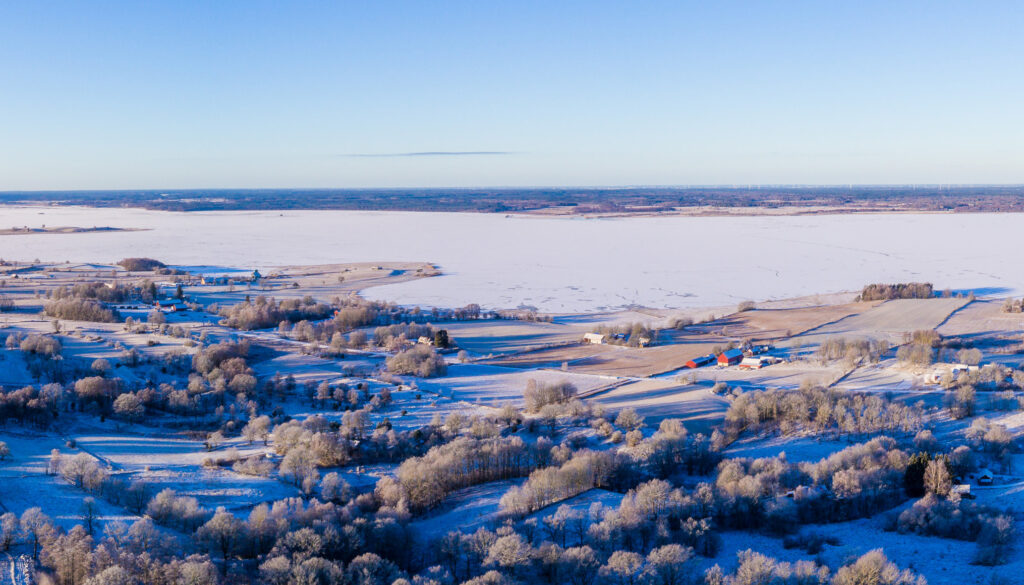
1 1 1022 189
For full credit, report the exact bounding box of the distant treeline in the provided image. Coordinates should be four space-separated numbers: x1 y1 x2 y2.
857 282 934 301
5 186 1024 212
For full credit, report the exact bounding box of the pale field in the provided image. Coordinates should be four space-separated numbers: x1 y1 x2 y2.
440 320 585 355
590 380 730 434
412 363 613 406
71 431 302 512
937 299 1024 336
485 343 720 378
487 303 877 378
407 479 523 541
724 435 862 463
0 431 136 530
782 298 970 350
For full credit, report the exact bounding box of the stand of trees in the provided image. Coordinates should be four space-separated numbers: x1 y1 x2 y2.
44 298 117 322
723 385 924 441
219 296 333 330
857 283 934 301
386 345 447 377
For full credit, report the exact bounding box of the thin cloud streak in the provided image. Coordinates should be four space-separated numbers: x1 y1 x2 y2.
341 151 517 158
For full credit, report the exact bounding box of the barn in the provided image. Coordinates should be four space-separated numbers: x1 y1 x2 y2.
685 354 717 369
717 349 744 366
583 333 607 344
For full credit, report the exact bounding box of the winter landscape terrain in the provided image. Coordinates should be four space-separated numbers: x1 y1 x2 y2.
0 206 1022 585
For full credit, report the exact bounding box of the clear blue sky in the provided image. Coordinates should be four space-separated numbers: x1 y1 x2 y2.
1 1 1022 189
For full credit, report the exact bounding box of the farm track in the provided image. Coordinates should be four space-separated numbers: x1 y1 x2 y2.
465 340 580 363
577 378 634 399
1 554 32 585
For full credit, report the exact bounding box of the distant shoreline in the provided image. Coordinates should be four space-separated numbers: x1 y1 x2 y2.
2 185 1024 215
0 225 148 236
0 201 1015 219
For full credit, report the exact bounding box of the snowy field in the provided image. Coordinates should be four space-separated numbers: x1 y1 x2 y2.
413 363 614 406
2 205 1023 312
0 431 136 531
71 433 301 511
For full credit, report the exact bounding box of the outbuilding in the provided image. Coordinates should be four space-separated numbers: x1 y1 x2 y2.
952 484 974 499
685 354 716 369
583 333 607 345
718 349 744 366
740 356 768 370
978 469 994 485
154 299 187 313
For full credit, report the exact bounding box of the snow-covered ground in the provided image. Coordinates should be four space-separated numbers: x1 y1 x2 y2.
407 479 524 541
0 431 135 531
413 363 613 407
72 433 301 511
724 435 861 462
2 206 1023 312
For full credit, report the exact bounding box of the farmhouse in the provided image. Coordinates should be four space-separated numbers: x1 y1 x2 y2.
685 354 717 369
583 333 607 344
718 348 744 366
745 344 773 356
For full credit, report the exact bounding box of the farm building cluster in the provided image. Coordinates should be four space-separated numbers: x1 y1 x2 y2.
686 344 779 370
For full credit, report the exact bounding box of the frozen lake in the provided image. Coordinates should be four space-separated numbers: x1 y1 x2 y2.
0 205 1019 312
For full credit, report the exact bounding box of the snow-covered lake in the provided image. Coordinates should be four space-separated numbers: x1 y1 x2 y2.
0 205 1019 312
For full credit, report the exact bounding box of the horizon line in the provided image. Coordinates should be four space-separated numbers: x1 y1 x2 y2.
3 183 1024 194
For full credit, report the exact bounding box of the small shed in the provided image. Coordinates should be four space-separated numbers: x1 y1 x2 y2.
718 349 744 366
978 469 994 485
952 484 973 499
583 333 607 345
